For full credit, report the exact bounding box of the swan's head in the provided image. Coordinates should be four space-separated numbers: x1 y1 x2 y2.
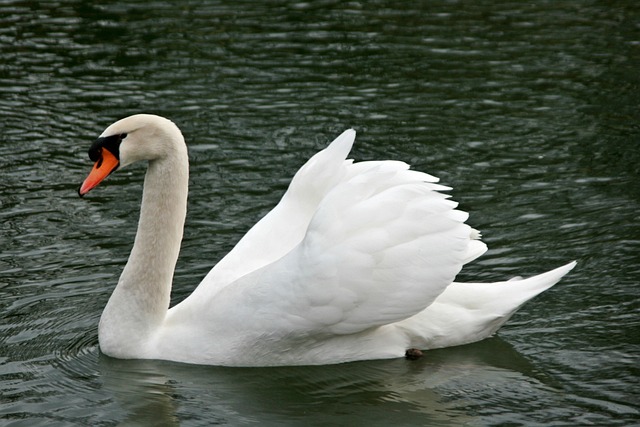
78 114 183 196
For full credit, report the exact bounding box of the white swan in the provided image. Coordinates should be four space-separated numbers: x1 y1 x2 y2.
79 114 575 367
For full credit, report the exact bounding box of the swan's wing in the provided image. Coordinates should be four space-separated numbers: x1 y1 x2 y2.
183 130 356 303
211 162 483 337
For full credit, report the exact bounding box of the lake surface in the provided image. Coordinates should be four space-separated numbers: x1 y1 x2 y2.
1 1 638 425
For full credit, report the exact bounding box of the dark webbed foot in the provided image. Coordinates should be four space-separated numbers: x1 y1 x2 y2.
405 348 423 360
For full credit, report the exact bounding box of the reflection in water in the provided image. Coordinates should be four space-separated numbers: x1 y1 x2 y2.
97 338 553 426
99 358 180 427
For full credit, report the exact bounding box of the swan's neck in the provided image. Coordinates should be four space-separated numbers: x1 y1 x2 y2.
99 143 188 357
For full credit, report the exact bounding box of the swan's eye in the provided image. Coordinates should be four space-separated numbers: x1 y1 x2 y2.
88 133 125 162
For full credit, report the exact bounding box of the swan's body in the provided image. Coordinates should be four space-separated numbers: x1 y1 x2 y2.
79 114 575 367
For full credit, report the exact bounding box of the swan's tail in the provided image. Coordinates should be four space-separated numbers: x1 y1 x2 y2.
395 261 577 350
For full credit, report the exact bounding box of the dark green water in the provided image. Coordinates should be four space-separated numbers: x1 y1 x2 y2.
1 1 638 425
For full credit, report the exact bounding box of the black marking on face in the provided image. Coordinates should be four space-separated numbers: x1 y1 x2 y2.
88 133 127 161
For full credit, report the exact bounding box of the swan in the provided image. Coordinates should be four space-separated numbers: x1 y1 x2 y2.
78 114 576 367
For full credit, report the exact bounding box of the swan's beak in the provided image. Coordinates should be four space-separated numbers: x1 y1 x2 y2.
78 148 120 197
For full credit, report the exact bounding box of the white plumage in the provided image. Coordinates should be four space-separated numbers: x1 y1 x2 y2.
79 114 575 366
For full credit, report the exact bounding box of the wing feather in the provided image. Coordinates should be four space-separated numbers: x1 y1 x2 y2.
178 130 356 306
210 159 479 339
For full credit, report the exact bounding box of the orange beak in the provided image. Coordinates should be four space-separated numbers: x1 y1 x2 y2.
78 148 120 196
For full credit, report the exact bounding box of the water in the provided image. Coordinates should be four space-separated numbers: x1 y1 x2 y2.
1 1 638 425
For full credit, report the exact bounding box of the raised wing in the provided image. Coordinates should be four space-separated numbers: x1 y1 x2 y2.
179 130 356 305
210 159 483 338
